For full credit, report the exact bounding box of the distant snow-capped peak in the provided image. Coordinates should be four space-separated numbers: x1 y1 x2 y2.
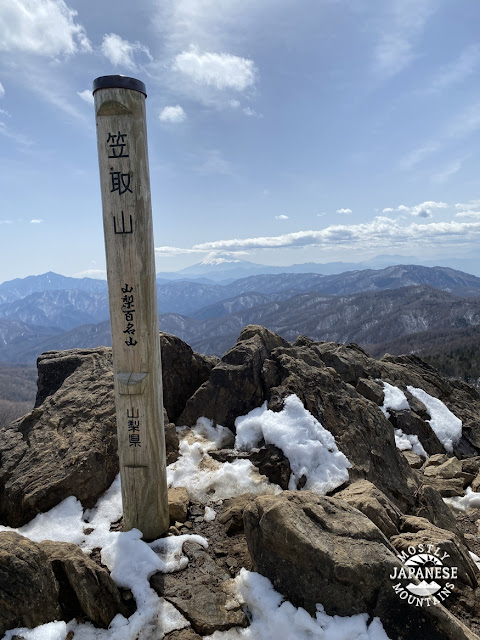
200 252 246 266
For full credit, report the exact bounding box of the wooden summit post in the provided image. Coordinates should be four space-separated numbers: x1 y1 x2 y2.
93 75 169 539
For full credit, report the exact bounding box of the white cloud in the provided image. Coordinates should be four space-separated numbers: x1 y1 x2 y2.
186 216 480 253
275 215 288 220
336 208 352 215
30 219 43 223
410 201 448 218
173 47 257 91
101 33 151 70
382 201 448 218
159 105 187 123
155 246 205 257
0 0 91 57
0 220 13 224
0 82 4 98
77 89 93 105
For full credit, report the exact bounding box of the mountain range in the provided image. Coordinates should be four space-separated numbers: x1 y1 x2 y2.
2 263 480 369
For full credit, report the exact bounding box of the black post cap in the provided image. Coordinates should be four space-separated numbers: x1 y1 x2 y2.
92 75 147 97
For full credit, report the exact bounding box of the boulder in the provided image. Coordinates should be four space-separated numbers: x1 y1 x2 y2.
244 492 477 640
150 542 248 635
217 494 256 535
387 409 445 456
414 484 461 537
177 325 288 430
0 532 61 637
0 335 213 527
422 457 472 497
402 450 424 469
40 540 130 627
160 332 218 423
355 377 384 405
392 520 478 590
265 341 419 512
247 444 291 490
0 348 118 527
335 480 403 538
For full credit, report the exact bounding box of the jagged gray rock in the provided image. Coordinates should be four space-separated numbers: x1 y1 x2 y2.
335 479 403 538
150 541 248 635
177 325 288 430
0 532 61 637
40 540 130 627
0 347 118 527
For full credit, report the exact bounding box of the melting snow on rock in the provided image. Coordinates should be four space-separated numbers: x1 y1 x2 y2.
234 394 351 494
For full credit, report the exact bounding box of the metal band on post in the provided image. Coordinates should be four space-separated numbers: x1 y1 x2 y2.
93 75 169 539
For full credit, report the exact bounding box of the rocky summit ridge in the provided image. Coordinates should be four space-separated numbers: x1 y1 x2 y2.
1 325 480 639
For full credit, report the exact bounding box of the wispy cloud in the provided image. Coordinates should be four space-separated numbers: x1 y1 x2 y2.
0 0 91 57
101 33 152 70
0 81 4 98
455 210 480 220
30 219 43 224
373 0 436 78
77 89 93 105
336 208 352 215
0 122 32 146
427 44 480 94
196 149 233 175
275 214 288 220
456 199 480 211
401 101 480 170
159 105 187 123
431 158 464 184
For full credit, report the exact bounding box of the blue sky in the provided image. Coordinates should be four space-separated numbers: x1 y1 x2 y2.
1 0 480 283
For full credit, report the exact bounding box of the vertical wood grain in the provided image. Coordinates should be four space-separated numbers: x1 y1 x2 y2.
94 83 169 539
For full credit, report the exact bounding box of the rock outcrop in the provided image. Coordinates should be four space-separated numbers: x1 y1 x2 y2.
2 324 480 638
0 532 129 636
0 334 215 527
244 492 478 640
0 347 118 527
0 532 61 637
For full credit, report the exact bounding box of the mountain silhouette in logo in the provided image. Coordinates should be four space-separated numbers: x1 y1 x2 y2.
406 580 442 596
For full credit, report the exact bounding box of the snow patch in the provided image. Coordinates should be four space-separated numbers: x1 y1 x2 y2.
234 395 351 495
204 569 391 640
167 418 281 502
394 429 428 458
1 475 203 640
444 487 480 512
379 381 409 418
407 386 462 452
